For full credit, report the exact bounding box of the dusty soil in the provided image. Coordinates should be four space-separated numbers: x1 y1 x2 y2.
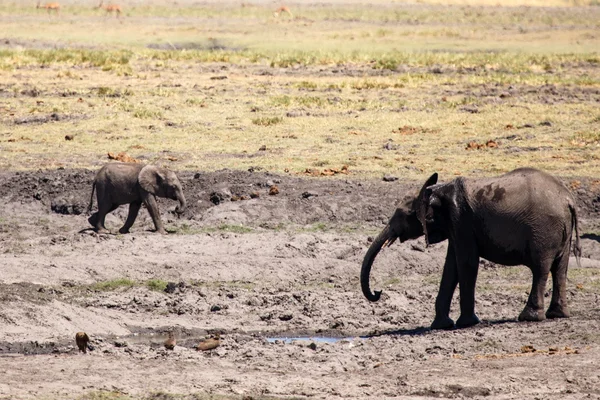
0 168 599 399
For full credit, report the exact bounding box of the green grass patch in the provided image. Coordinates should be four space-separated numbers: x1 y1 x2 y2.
146 279 169 292
92 278 137 291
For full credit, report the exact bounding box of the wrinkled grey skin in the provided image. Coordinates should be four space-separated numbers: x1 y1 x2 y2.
88 163 186 235
361 168 582 330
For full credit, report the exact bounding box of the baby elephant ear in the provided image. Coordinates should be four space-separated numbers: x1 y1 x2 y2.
415 173 439 245
138 165 165 195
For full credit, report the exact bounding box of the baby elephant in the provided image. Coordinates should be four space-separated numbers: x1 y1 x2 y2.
88 163 186 234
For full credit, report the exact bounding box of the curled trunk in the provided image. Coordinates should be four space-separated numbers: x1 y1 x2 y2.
175 188 186 214
361 225 394 302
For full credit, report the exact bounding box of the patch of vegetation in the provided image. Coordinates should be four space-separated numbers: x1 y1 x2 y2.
78 391 132 400
146 279 169 292
252 116 283 126
92 278 137 291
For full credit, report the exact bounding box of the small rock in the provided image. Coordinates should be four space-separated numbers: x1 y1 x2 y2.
308 342 317 351
383 175 398 182
539 120 552 127
269 185 279 195
114 341 128 348
210 305 222 312
279 313 293 321
258 145 267 151
194 173 201 179
302 191 317 199
64 134 74 141
250 191 260 199
210 187 232 205
164 282 178 294
460 105 479 114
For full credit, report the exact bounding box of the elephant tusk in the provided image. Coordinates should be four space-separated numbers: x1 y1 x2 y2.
383 237 397 248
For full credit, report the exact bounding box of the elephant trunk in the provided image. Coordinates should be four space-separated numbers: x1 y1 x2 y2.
361 225 396 302
175 188 186 214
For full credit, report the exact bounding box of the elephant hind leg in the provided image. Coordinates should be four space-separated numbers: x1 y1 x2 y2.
546 252 570 319
94 203 119 233
518 263 550 322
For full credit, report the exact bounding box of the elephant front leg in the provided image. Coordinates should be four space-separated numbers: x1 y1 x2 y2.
455 243 481 329
143 194 167 234
518 264 550 322
431 247 458 330
119 201 142 234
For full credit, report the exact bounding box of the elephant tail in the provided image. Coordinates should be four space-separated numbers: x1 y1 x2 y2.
88 181 96 214
569 202 582 269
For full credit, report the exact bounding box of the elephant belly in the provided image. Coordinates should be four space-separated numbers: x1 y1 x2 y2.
474 219 533 267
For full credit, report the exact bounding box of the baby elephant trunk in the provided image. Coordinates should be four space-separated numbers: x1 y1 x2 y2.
361 225 396 302
174 188 186 214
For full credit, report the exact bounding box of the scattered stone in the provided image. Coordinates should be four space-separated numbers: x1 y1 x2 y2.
248 166 263 173
75 332 90 354
269 185 279 195
466 140 499 150
197 334 221 351
383 175 398 182
302 191 318 199
210 75 228 80
64 134 74 141
383 141 397 151
521 345 536 353
164 282 178 294
114 341 128 348
308 342 317 351
164 333 176 350
210 187 232 205
539 121 552 127
51 197 85 215
258 145 267 151
250 191 260 199
460 105 479 114
107 152 139 163
260 313 273 321
279 313 293 321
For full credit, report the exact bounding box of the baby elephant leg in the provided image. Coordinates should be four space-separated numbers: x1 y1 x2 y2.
119 201 142 234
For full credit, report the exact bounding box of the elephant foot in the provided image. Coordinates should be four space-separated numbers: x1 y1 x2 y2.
118 227 131 234
156 228 167 235
456 314 480 329
431 316 455 330
546 305 570 319
88 214 98 227
95 228 110 235
518 306 546 322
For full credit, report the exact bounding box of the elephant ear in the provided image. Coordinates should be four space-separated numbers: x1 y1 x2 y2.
415 173 439 246
138 165 165 196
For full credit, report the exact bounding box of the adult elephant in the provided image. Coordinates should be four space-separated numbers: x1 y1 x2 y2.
361 168 581 330
88 163 186 234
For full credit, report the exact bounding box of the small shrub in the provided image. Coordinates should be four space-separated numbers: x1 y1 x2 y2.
252 116 283 126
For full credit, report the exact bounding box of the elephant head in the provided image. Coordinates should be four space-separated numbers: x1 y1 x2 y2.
138 165 186 213
361 173 441 302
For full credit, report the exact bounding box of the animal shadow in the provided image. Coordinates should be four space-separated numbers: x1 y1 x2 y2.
582 233 600 243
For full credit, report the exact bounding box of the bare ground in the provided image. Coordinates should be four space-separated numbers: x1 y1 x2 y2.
0 169 599 399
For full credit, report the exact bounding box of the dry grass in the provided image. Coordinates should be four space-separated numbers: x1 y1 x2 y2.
0 1 598 179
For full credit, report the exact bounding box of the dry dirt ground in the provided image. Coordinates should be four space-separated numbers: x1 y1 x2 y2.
0 169 599 399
